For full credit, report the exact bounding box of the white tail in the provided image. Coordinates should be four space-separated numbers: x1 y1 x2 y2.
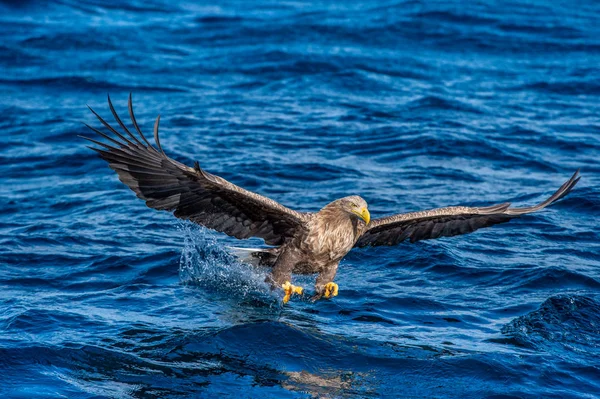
226 246 277 267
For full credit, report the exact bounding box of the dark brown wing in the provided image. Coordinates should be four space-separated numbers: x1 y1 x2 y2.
355 170 580 247
82 94 309 246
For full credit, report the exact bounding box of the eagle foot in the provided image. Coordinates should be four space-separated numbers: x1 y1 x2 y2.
282 281 303 304
323 282 339 299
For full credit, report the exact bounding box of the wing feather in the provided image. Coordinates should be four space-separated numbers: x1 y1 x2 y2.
355 170 580 247
83 95 309 245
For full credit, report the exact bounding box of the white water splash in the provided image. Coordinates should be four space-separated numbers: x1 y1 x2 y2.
176 222 276 302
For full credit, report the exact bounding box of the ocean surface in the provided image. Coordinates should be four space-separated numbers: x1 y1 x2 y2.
1 1 599 398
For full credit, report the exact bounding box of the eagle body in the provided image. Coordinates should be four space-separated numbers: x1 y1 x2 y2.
302 199 368 265
267 197 369 295
83 96 581 302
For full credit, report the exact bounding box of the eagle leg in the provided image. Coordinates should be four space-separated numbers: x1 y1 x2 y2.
311 263 339 301
281 281 303 304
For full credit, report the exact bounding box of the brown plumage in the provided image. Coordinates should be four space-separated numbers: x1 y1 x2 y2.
83 96 581 301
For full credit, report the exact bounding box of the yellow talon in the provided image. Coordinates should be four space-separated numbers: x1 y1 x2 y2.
323 282 339 298
282 281 303 304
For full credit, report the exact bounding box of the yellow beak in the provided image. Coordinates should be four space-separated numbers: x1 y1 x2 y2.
353 206 370 225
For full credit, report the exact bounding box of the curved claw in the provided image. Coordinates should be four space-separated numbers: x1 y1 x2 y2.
323 282 339 298
282 281 303 304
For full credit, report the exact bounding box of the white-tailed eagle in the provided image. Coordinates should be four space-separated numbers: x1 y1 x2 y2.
83 96 581 303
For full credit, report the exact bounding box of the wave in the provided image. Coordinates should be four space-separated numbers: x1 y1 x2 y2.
0 76 187 93
511 80 600 96
502 295 600 356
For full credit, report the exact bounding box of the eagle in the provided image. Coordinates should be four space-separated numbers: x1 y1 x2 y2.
82 95 581 303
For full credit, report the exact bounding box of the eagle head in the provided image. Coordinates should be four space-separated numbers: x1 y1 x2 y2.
338 195 370 225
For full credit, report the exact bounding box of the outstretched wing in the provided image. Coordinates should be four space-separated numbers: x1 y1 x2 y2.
355 170 580 247
82 95 309 246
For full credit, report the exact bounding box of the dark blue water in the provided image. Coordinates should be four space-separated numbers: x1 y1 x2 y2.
1 1 599 398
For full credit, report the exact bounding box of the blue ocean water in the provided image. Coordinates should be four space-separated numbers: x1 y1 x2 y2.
1 0 599 397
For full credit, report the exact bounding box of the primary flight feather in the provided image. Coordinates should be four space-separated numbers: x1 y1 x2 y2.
83 95 581 303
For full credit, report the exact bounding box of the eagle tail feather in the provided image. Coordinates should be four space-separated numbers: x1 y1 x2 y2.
226 246 278 267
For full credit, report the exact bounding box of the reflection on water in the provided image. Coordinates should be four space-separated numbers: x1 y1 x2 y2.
283 369 375 398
